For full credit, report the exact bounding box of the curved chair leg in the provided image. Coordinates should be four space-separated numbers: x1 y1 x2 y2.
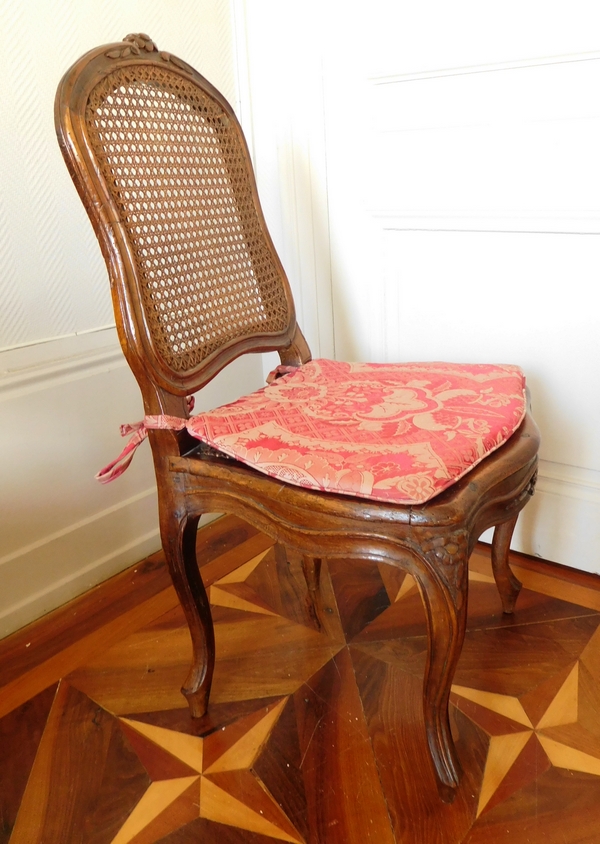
413 552 468 801
491 515 522 614
162 512 215 718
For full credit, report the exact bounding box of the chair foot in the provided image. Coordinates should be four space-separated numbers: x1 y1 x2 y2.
438 781 458 805
162 512 215 719
183 685 211 719
491 515 522 614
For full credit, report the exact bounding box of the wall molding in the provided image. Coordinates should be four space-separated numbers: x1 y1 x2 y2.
536 459 600 506
369 50 600 86
371 212 600 236
0 487 159 638
0 481 219 638
0 344 125 402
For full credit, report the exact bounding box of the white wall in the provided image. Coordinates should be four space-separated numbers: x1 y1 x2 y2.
0 0 266 637
237 0 600 574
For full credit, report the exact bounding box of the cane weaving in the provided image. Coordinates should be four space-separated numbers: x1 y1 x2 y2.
85 66 290 373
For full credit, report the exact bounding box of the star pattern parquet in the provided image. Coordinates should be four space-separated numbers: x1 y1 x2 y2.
2 515 600 843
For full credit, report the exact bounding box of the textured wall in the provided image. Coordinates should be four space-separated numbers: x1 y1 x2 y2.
0 0 237 350
0 0 267 637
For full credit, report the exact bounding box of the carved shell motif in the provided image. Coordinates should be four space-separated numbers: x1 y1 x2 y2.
105 33 193 73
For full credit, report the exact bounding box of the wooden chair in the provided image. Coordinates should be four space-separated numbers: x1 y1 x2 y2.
55 34 539 801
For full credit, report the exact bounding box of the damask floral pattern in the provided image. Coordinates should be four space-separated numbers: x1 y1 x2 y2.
178 359 526 505
98 359 526 503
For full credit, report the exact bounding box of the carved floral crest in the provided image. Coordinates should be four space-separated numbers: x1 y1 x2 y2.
105 33 193 72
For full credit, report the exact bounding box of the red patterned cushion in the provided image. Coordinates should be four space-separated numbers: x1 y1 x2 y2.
184 359 526 505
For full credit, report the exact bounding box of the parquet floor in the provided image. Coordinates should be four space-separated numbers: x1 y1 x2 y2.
2 516 600 843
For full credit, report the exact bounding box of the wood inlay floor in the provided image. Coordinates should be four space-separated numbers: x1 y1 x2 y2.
2 515 600 843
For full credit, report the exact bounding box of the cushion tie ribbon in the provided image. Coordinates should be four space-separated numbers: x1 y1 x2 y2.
95 396 195 484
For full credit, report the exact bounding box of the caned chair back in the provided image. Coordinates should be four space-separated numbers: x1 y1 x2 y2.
55 34 296 398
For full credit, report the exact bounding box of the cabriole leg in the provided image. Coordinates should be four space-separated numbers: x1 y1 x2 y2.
491 514 522 613
162 512 215 718
413 550 468 801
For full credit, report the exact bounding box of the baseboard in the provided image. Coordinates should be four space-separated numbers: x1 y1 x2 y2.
0 488 157 638
0 485 220 640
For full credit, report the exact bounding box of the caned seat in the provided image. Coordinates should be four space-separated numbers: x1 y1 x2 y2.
55 34 539 801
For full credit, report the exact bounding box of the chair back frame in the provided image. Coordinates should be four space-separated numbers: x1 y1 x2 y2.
55 34 307 417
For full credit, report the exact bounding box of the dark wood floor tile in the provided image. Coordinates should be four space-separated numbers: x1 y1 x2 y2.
351 588 428 643
10 682 148 843
450 693 533 737
211 605 274 624
66 622 193 716
453 616 600 698
351 635 429 681
195 515 262 570
578 662 600 738
155 816 285 843
127 696 284 738
377 561 407 604
141 604 187 632
519 659 579 725
209 614 342 705
351 645 475 844
82 712 152 844
202 698 287 771
212 581 280 616
253 696 309 842
0 684 57 844
244 546 286 617
355 582 600 650
294 650 395 844
450 705 492 814
580 621 600 677
540 722 600 760
119 720 200 779
464 767 600 844
465 581 600 630
327 557 392 642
